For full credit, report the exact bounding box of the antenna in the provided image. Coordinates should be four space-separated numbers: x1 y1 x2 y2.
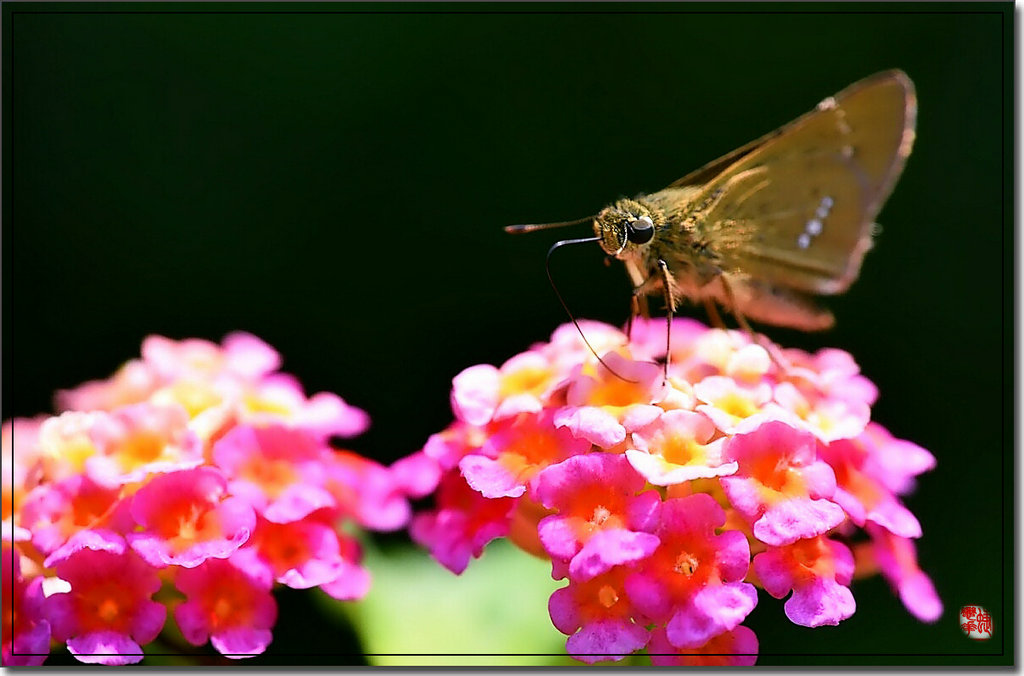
545 237 637 383
505 215 595 235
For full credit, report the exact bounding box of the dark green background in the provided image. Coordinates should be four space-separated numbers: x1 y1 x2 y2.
3 2 1011 666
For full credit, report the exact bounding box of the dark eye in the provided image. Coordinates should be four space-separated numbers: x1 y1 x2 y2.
626 215 654 244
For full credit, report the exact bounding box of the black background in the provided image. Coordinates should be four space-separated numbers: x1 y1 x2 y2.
4 3 1011 666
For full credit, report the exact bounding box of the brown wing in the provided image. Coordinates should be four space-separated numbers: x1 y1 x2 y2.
672 70 916 296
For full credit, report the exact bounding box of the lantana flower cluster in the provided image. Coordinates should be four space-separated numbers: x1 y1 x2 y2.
3 333 410 665
405 318 941 665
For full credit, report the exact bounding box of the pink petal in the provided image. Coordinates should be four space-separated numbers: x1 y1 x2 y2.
623 570 671 622
624 449 737 485
566 619 649 664
4 617 51 666
899 571 943 623
785 577 856 627
666 583 758 649
173 602 210 647
320 561 372 601
222 331 281 378
537 515 582 561
866 498 923 539
262 485 335 524
547 585 581 635
211 627 273 659
715 530 754 583
620 405 664 432
459 454 526 499
66 631 144 666
391 451 442 498
554 405 625 448
304 393 370 438
43 529 124 568
648 625 759 666
493 393 544 420
450 364 501 426
752 548 792 599
568 530 659 582
753 498 846 547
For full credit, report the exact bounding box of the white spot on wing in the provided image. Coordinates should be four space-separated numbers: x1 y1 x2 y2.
815 196 834 219
797 196 832 250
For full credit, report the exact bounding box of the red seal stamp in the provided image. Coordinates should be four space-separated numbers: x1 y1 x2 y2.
960 605 992 640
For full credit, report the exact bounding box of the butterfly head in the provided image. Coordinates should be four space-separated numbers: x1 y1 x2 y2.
593 199 657 258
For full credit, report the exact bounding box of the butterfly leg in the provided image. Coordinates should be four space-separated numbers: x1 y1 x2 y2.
625 294 638 341
702 296 727 330
657 259 677 380
718 274 792 372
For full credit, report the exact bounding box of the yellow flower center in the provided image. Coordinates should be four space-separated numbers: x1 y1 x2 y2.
675 551 699 576
115 432 165 469
598 585 619 608
500 367 550 398
660 434 703 466
717 393 758 419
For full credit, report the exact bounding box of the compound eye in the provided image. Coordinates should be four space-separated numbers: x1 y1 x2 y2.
626 215 655 244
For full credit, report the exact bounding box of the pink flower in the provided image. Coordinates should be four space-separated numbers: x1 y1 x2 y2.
20 475 121 554
555 352 667 448
625 409 736 486
231 513 364 593
861 524 942 623
173 557 277 658
6 331 386 664
647 625 758 666
459 410 589 499
548 566 650 664
36 411 102 483
84 403 203 487
625 493 757 650
720 421 846 546
773 381 870 443
819 432 922 538
405 317 939 664
421 423 488 474
753 536 856 627
43 531 166 665
856 422 937 496
236 374 370 440
323 450 411 531
212 425 336 524
542 320 631 372
3 417 46 528
784 347 878 408
126 466 255 568
450 349 566 426
56 360 160 413
693 375 784 435
535 453 660 582
2 543 52 666
409 472 515 574
142 332 280 382
623 317 710 366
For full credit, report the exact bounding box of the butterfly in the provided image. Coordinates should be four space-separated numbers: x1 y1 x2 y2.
509 70 916 346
